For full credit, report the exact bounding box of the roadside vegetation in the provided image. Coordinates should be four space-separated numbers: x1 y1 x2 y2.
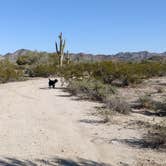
0 59 24 83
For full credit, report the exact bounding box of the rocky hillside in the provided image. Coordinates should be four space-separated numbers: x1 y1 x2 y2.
71 51 166 62
1 49 166 62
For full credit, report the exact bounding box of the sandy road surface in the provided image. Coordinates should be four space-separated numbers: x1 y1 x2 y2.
0 78 112 165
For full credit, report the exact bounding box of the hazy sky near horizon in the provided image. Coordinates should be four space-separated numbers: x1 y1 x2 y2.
0 0 165 55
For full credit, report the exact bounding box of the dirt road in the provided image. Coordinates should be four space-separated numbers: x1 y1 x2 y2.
0 78 165 166
0 78 112 165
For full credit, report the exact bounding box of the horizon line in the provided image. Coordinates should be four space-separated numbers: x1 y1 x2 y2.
1 48 166 56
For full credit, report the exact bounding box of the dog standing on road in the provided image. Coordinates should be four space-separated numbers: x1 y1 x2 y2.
48 79 58 88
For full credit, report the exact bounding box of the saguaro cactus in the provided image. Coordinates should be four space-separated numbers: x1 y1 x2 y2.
55 32 65 67
66 50 71 64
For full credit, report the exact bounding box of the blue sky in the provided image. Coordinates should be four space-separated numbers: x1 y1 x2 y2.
0 0 165 55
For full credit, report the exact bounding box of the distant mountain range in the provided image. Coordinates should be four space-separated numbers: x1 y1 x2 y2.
1 49 166 62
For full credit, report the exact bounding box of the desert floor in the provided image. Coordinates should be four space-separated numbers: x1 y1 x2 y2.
0 78 165 166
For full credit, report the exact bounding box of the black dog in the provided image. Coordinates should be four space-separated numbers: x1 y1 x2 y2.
48 79 58 88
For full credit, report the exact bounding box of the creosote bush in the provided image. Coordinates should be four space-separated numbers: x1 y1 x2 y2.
67 79 116 101
0 59 23 83
29 64 57 77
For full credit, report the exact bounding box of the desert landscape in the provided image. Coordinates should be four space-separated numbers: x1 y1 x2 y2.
0 1 166 165
0 75 165 166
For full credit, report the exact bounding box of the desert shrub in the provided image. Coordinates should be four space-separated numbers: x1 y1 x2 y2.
16 55 38 65
105 96 131 114
138 94 154 109
143 120 166 150
16 51 59 66
16 52 59 78
137 95 166 116
67 79 116 101
67 78 131 114
0 59 23 83
96 108 113 123
59 63 96 81
30 64 57 77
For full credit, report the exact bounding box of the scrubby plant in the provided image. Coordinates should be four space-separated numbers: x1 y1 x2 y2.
105 96 131 114
138 94 154 109
0 59 24 83
30 64 57 77
16 55 38 65
143 120 166 150
67 79 116 101
67 78 131 115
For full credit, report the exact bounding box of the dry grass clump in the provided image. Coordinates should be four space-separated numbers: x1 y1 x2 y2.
105 96 131 115
137 95 166 116
137 94 154 109
96 107 114 123
143 120 166 150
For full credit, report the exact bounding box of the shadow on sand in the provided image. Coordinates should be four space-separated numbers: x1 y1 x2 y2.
111 137 166 151
131 99 166 117
79 119 106 124
0 157 111 166
39 87 67 90
56 94 73 97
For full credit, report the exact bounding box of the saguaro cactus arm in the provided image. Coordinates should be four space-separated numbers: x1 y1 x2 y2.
55 42 59 54
66 50 71 64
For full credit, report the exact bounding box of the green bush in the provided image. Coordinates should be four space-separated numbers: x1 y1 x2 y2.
0 59 23 83
29 64 57 77
67 79 116 101
16 55 38 65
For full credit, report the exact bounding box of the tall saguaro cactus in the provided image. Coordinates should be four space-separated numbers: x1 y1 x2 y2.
55 32 65 67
